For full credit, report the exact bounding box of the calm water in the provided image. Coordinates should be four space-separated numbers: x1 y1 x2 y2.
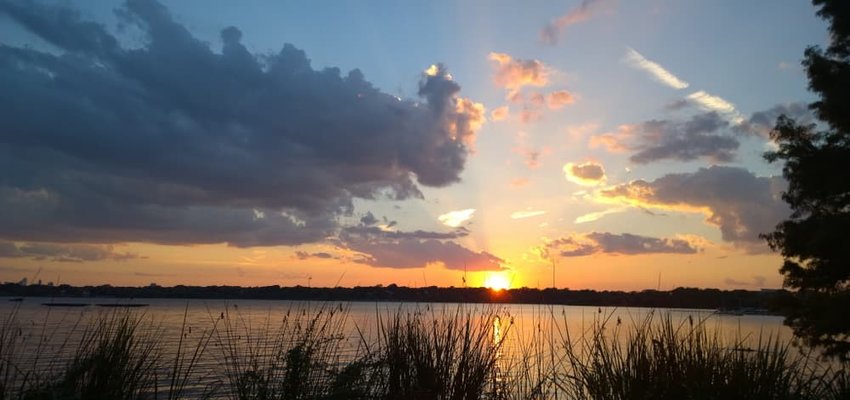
0 297 791 397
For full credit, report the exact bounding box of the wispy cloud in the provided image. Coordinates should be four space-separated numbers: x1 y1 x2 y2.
687 91 744 123
541 0 611 45
437 209 476 227
625 48 689 90
574 207 627 224
510 210 547 219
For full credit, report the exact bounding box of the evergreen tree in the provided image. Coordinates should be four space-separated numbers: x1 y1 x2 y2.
763 0 850 359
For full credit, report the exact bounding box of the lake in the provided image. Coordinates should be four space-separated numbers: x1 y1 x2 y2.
0 297 793 398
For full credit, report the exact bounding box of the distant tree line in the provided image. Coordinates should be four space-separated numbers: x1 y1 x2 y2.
0 282 788 311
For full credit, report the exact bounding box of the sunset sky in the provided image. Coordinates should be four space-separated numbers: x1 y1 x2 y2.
0 0 829 290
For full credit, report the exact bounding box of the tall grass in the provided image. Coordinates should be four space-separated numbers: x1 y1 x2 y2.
0 303 848 400
370 307 508 400
557 312 848 400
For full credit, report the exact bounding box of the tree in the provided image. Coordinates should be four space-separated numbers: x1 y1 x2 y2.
763 0 850 359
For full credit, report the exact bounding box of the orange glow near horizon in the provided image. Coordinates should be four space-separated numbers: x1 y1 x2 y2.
483 273 511 291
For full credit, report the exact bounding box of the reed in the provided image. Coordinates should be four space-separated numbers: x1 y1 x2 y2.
0 302 848 400
556 312 845 400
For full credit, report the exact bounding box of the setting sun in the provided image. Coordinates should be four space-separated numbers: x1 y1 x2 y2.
483 273 511 291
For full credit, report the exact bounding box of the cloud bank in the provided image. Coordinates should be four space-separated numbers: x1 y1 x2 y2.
0 241 142 262
599 166 790 251
0 0 485 248
339 226 502 271
538 232 700 258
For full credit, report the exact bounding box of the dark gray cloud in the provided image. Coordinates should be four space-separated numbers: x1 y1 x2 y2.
347 239 503 271
339 226 500 271
540 232 699 258
724 275 768 288
360 212 379 227
631 112 737 164
733 102 813 137
0 0 484 247
341 225 469 241
567 162 605 180
665 98 691 111
592 112 738 164
0 241 142 262
600 166 790 252
294 251 337 261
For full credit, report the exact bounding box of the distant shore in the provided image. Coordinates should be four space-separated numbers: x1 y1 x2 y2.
0 282 787 311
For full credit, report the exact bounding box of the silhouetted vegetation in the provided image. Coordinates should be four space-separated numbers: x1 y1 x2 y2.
0 283 786 311
763 0 850 359
0 304 848 400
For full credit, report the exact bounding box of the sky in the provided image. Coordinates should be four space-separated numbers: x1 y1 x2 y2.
0 0 830 291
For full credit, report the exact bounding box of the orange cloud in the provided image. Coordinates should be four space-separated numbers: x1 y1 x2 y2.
488 52 550 93
450 97 486 148
588 125 636 153
547 90 575 109
510 178 530 188
519 110 542 124
491 106 509 121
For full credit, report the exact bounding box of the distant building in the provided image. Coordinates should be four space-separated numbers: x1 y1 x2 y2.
16 277 27 286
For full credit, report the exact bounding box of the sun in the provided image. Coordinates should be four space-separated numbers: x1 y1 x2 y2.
483 273 510 291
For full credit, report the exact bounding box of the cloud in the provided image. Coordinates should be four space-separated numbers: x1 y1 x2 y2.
547 90 575 109
360 212 379 226
510 210 546 219
564 162 607 186
513 131 550 169
598 166 790 252
590 112 739 164
348 239 504 271
624 48 689 89
540 0 611 45
437 209 476 228
488 52 550 93
339 227 502 271
687 91 744 123
294 250 337 260
734 102 813 137
491 106 509 121
0 0 485 247
0 241 142 262
510 178 530 188
724 275 768 288
342 225 469 241
519 109 543 124
574 207 627 224
665 98 691 111
537 232 700 258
